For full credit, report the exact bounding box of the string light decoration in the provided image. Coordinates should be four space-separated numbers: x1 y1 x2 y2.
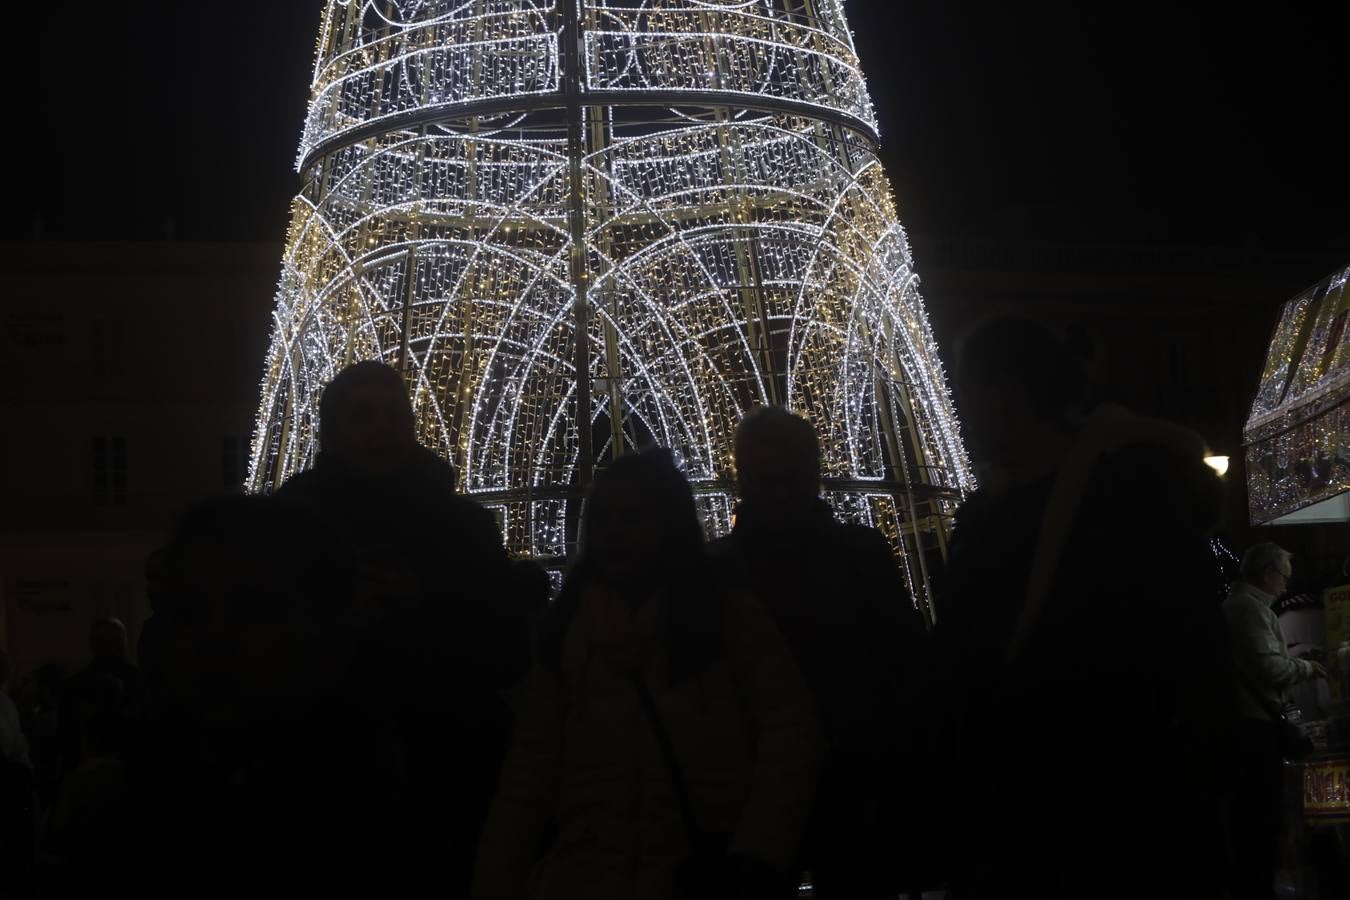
250 0 974 612
1245 263 1350 524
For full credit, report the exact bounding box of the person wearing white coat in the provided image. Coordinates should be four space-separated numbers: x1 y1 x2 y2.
1223 542 1327 900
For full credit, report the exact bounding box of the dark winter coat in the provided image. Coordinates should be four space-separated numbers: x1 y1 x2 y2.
276 446 531 893
710 502 929 890
932 405 1232 896
275 445 529 686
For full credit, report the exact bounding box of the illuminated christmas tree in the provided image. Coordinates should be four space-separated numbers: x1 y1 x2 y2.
250 0 973 613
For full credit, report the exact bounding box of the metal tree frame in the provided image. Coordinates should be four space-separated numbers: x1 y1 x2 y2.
250 0 974 618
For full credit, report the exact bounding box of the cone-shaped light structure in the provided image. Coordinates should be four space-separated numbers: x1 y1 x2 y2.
250 0 973 612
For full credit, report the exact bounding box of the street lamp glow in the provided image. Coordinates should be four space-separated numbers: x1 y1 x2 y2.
1204 455 1231 477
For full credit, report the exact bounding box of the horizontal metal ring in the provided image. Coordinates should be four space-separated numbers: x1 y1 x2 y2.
299 89 880 175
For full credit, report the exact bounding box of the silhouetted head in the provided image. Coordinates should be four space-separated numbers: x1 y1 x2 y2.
319 361 417 475
955 317 1088 468
89 619 128 665
734 407 821 517
582 450 705 591
541 450 719 681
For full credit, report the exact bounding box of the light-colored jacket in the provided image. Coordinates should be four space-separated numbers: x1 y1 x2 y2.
1223 581 1319 721
473 590 820 900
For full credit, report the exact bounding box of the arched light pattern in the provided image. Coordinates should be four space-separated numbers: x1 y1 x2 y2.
251 0 974 614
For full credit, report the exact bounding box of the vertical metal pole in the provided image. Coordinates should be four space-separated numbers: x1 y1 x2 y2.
894 377 939 624
563 0 594 502
588 92 626 460
397 115 431 379
864 313 936 627
397 246 416 373
275 353 299 486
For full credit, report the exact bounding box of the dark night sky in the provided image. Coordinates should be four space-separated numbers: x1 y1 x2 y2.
11 2 1348 248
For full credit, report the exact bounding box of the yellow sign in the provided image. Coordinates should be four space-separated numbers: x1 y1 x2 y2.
1326 585 1350 701
1304 756 1350 824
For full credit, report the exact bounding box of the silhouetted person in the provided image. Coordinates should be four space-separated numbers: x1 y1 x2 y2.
135 548 171 695
510 558 553 625
55 620 141 798
1 646 36 899
275 360 528 673
81 620 141 701
709 407 929 898
17 664 64 815
474 451 820 900
0 648 29 770
1224 543 1326 900
126 496 361 900
276 361 536 894
934 317 1230 899
42 672 132 898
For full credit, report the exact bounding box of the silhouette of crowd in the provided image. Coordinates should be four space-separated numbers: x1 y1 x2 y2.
0 319 1335 900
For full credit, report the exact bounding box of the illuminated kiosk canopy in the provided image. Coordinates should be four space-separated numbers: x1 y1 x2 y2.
1245 263 1350 526
250 0 974 612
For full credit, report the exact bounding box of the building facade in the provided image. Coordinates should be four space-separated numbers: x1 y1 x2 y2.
0 241 276 677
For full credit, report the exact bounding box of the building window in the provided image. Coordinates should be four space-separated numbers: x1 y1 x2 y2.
6 312 65 348
221 437 245 491
92 436 128 506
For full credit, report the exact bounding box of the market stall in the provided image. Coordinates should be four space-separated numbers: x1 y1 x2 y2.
1245 263 1350 893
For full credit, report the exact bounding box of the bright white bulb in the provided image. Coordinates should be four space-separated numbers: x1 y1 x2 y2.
1204 456 1231 477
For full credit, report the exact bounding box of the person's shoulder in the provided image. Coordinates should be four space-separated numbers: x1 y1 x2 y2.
831 519 889 546
1100 439 1201 480
406 446 459 489
1092 427 1222 527
1087 409 1211 486
949 485 995 523
433 492 509 565
444 491 500 530
827 520 897 564
405 449 494 515
1223 586 1272 620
